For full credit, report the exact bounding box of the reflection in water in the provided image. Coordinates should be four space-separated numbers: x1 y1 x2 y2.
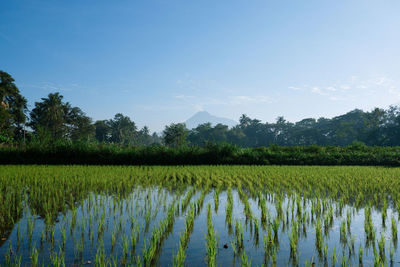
1 187 398 266
1 165 400 266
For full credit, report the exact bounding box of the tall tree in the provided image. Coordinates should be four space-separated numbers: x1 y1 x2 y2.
67 107 95 141
108 113 137 145
151 132 162 145
382 106 400 145
363 108 385 145
239 114 252 129
274 116 292 145
163 123 188 147
94 120 111 142
0 71 27 140
30 93 69 139
188 122 213 146
137 126 153 145
29 92 94 140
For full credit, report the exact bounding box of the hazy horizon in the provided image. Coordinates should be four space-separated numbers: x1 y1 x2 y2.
1 1 400 132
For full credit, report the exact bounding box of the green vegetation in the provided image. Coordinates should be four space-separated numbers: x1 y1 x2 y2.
173 203 195 266
4 70 400 169
0 71 27 141
3 142 400 165
1 165 400 265
4 70 400 151
206 203 218 267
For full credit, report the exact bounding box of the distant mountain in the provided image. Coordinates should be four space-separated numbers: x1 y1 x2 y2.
185 111 237 129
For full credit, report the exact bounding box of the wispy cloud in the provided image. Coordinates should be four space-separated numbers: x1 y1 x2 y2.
135 105 183 111
374 76 391 86
174 94 194 99
228 95 274 105
193 104 204 111
23 82 61 92
172 94 275 112
174 74 276 111
311 87 325 95
291 75 400 103
21 81 95 93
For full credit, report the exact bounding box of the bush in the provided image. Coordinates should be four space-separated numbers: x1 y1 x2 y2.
1 142 400 166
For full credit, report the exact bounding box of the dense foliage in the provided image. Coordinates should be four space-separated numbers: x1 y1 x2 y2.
1 142 400 165
188 109 400 147
29 92 94 141
0 71 27 140
3 70 400 148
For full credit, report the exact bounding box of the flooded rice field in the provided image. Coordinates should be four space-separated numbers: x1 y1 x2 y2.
1 165 400 266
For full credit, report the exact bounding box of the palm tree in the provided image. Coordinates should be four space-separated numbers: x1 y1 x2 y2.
30 93 68 139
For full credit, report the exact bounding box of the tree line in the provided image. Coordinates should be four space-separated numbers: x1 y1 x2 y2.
187 108 400 147
2 70 400 147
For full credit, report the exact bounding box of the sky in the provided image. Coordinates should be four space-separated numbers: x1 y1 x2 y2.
1 0 400 132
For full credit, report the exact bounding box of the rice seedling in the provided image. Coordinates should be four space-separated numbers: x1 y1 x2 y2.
315 218 323 253
234 220 244 252
111 229 117 251
392 215 398 244
271 246 277 266
341 255 350 267
173 242 186 267
121 236 129 265
173 204 195 266
332 245 337 265
238 187 253 225
142 240 151 266
346 208 351 232
289 219 299 258
350 234 355 254
272 217 280 242
275 196 283 219
181 187 196 213
323 243 328 260
254 218 260 245
389 247 394 265
214 187 220 214
262 231 268 255
382 198 388 228
50 248 65 267
231 239 237 256
378 233 386 261
225 187 234 233
131 223 140 254
373 249 380 267
241 250 251 267
340 220 347 243
364 203 376 245
30 244 39 267
206 204 218 267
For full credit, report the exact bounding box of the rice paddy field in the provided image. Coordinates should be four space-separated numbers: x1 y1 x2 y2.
1 165 400 266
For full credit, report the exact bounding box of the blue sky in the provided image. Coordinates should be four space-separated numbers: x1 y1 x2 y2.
1 1 400 132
